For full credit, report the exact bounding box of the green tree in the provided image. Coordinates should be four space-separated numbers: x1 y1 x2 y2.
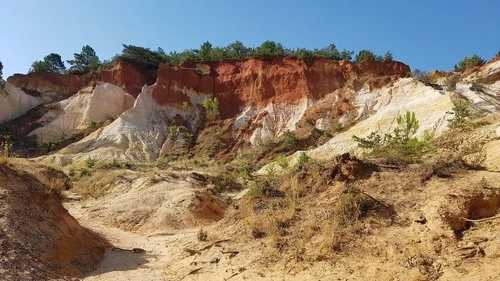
496 51 500 58
354 50 380 63
353 111 434 163
252 40 285 59
383 51 393 61
313 44 341 60
29 53 66 73
67 45 101 74
0 60 3 79
339 49 354 61
227 41 251 59
454 54 485 72
118 44 165 69
198 41 213 61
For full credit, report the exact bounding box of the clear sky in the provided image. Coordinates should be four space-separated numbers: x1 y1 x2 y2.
1 0 499 77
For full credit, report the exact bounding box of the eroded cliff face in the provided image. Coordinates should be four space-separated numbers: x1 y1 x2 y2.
9 56 499 165
7 62 155 102
36 58 410 163
151 58 410 117
0 80 41 123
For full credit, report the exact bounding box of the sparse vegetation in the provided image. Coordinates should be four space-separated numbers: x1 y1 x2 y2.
296 152 310 170
85 157 96 169
447 101 475 129
353 111 434 163
282 131 298 150
197 228 208 241
412 69 430 83
275 155 289 168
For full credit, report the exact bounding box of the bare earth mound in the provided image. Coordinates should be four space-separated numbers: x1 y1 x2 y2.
0 163 109 281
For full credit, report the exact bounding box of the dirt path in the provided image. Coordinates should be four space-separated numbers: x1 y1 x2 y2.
65 202 198 281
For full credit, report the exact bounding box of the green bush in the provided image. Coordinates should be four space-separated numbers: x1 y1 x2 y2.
85 157 96 169
447 101 474 129
454 55 485 72
282 131 298 150
296 152 310 170
0 60 3 79
275 155 289 168
252 41 285 59
353 111 434 163
354 50 384 63
203 97 220 121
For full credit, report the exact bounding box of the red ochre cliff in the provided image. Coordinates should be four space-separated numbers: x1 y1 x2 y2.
8 62 156 98
8 58 410 118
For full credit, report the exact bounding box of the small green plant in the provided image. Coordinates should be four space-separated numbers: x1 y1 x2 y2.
353 111 434 163
266 163 277 179
87 120 100 130
197 228 208 241
282 131 298 150
168 125 178 138
181 101 192 111
275 155 289 168
203 97 220 121
296 152 310 170
447 101 474 129
85 157 96 169
246 180 283 199
237 162 251 178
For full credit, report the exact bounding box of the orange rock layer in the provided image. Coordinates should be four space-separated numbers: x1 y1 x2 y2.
9 58 410 118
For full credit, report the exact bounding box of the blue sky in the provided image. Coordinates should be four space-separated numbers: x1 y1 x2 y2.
1 0 499 77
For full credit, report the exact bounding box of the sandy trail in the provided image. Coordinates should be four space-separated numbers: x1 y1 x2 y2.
65 202 198 281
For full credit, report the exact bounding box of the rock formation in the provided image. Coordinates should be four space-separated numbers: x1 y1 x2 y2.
0 80 41 124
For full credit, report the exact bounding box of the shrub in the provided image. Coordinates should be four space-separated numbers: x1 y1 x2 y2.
447 101 474 129
295 48 314 63
0 60 3 79
282 131 298 150
0 141 14 164
266 163 277 179
412 69 429 83
354 50 384 63
275 155 289 168
454 55 485 72
246 180 283 199
85 157 96 169
203 97 220 121
353 111 434 163
197 228 208 241
181 101 192 111
296 152 310 170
